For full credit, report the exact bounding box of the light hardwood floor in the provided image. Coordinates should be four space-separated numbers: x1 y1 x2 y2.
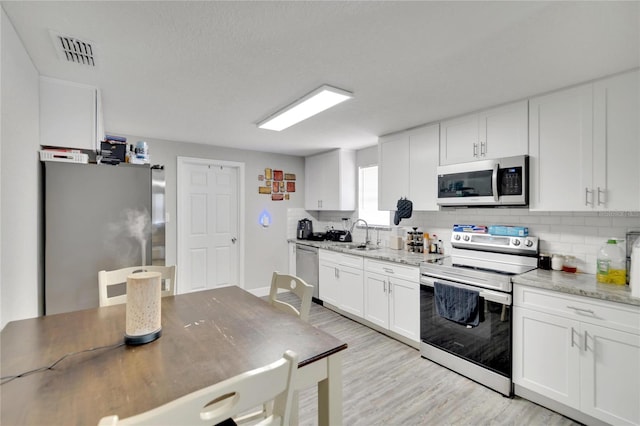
291 297 580 426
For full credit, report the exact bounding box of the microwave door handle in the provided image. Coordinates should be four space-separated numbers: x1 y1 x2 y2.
492 163 499 202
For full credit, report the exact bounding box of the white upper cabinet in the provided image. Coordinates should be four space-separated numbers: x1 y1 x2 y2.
378 133 409 210
439 100 528 165
592 70 640 211
40 76 104 151
529 84 593 211
378 123 439 211
305 149 356 211
529 69 639 211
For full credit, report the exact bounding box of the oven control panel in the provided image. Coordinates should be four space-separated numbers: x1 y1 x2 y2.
451 231 538 255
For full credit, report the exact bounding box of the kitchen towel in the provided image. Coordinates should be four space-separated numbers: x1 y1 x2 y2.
394 197 413 225
434 281 480 327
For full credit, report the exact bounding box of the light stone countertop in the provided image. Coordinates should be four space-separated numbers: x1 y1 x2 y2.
294 239 640 307
513 269 640 307
291 239 444 267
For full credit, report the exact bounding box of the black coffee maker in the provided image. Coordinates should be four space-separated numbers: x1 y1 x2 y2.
297 218 313 239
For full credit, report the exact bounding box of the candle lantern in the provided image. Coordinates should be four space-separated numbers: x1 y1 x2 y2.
125 271 162 345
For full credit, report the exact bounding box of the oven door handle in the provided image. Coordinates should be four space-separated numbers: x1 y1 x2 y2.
420 276 511 305
420 270 504 291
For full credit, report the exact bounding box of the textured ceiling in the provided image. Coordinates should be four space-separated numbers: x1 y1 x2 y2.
2 1 638 156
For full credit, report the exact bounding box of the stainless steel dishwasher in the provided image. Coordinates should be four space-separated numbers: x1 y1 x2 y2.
295 244 320 303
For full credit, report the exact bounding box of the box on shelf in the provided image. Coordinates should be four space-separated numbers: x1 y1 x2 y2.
39 149 88 164
452 224 488 233
100 141 126 162
488 225 528 237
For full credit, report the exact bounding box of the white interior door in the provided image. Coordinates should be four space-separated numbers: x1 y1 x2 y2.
177 157 244 294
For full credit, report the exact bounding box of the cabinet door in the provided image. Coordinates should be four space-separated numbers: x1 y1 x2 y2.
388 276 419 342
40 77 98 151
580 323 640 426
319 150 341 210
338 266 364 318
480 100 528 160
378 133 410 210
529 84 593 211
318 261 339 306
305 150 355 211
593 70 640 211
304 154 324 210
409 124 439 211
439 113 479 165
363 271 389 328
513 307 581 409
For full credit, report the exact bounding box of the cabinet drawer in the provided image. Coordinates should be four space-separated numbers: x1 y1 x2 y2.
319 249 363 269
364 259 418 282
514 285 640 335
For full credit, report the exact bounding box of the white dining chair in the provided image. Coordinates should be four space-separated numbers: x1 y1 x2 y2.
268 271 314 322
98 265 176 307
234 272 314 425
97 350 298 426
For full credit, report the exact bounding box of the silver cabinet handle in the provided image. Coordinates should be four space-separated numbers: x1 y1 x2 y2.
584 330 589 351
383 267 394 274
231 237 237 243
597 187 605 206
473 143 478 157
570 327 577 347
567 305 595 315
480 141 486 156
585 188 593 206
388 280 392 294
383 280 387 293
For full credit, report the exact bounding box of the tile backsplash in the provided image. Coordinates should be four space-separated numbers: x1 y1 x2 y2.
288 207 640 275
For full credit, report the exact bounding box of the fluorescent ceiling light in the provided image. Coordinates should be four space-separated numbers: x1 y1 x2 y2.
258 85 353 131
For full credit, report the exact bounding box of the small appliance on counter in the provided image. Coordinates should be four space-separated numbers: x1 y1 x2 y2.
297 218 313 240
308 232 327 241
326 229 352 242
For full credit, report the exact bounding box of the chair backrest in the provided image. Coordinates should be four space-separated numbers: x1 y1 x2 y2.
97 350 298 426
98 265 176 307
268 272 314 322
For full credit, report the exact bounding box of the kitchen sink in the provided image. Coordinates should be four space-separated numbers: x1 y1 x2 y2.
340 243 380 251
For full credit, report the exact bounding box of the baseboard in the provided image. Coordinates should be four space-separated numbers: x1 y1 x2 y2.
245 286 271 298
513 384 608 426
322 302 420 350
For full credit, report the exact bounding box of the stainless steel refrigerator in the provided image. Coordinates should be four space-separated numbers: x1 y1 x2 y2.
43 161 165 315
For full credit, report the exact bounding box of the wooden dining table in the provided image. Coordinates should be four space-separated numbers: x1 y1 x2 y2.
1 286 347 425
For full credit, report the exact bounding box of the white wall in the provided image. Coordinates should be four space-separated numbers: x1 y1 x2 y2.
1 7 42 329
119 134 305 291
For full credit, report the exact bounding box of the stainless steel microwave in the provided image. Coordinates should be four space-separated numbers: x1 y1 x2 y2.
437 155 529 207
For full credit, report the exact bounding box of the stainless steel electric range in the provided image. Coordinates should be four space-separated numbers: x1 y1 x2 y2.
419 231 539 396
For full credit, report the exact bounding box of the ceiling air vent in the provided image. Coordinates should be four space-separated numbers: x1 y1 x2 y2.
50 31 96 66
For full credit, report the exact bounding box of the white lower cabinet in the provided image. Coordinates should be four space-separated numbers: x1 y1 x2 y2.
513 285 640 426
364 259 420 343
318 250 364 317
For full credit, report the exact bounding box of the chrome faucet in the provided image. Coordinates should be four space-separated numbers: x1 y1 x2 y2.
351 218 369 246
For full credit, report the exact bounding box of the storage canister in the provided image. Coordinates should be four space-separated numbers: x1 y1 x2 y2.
596 239 626 285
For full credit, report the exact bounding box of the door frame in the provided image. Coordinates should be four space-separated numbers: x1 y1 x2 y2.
176 156 245 293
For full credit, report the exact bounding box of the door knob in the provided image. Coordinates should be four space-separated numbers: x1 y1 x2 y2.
231 237 237 243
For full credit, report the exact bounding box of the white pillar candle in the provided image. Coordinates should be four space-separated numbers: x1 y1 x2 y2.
125 271 162 345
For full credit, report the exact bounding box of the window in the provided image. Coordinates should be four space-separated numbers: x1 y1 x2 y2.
358 165 390 226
